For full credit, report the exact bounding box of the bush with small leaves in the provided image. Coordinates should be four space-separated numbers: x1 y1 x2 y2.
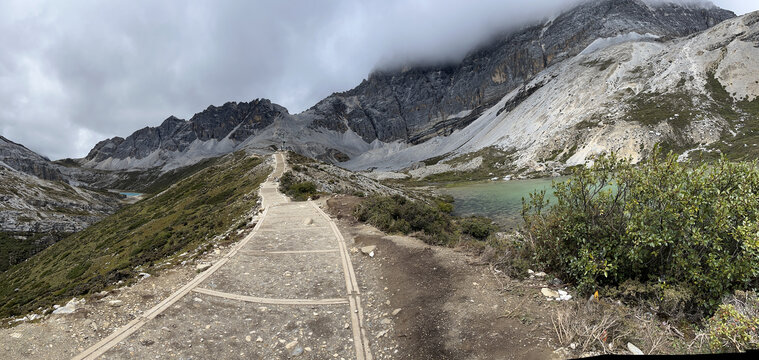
523 149 759 315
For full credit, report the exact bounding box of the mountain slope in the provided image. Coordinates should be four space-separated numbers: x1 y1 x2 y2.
78 0 735 171
304 0 734 145
0 137 124 271
0 136 64 181
0 152 269 319
344 10 759 175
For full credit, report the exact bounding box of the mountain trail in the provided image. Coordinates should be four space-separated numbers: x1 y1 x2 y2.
1 152 560 359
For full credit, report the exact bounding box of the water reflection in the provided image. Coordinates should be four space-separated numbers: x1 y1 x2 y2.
442 178 563 229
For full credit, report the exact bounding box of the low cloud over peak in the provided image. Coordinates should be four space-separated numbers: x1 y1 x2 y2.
0 0 751 159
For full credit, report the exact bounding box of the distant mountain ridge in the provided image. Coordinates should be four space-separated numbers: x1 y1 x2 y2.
79 0 736 171
83 99 286 168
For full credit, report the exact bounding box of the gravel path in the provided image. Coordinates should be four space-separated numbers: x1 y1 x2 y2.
74 152 372 359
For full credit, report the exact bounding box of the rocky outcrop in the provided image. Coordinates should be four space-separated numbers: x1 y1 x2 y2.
0 137 122 269
0 136 65 181
345 10 759 173
0 166 120 234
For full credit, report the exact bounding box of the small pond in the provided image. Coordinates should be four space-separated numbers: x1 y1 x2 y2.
442 178 564 229
119 192 143 197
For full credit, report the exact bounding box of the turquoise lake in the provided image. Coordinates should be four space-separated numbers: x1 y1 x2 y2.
119 192 143 197
442 178 563 229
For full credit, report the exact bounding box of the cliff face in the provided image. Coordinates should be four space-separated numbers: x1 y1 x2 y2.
78 0 736 171
0 136 122 269
0 136 65 182
300 0 735 145
0 148 122 271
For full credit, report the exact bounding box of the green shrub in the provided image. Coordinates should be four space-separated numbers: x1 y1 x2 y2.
458 216 498 241
354 195 457 245
279 171 319 201
435 194 455 214
523 150 759 314
703 292 759 352
65 261 91 279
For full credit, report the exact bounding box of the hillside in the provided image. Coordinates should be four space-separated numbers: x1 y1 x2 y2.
77 0 735 171
0 138 124 271
0 152 269 319
346 10 759 178
0 167 121 271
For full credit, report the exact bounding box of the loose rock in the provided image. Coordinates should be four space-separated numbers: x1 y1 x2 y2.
360 245 376 257
627 342 644 355
285 340 298 350
541 288 559 298
52 297 83 314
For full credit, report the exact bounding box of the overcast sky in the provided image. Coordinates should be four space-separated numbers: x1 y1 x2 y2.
0 0 755 160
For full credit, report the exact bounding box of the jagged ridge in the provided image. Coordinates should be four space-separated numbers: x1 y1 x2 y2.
79 0 736 171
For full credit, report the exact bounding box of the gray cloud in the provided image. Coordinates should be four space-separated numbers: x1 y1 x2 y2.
0 0 752 159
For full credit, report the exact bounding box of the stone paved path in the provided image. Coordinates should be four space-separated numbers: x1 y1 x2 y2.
74 153 372 359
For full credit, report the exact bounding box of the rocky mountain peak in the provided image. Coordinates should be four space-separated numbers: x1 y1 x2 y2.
81 98 289 169
79 0 737 171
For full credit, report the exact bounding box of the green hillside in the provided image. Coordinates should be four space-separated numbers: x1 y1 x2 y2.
0 152 269 319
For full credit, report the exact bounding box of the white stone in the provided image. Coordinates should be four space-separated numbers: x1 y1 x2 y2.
52 298 80 314
541 288 559 298
360 246 377 256
196 262 212 272
627 342 644 355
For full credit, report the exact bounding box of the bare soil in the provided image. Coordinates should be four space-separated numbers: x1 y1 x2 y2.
326 195 561 360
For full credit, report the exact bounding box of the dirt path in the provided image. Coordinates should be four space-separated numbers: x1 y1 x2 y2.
1 153 562 359
70 152 373 359
326 196 559 360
